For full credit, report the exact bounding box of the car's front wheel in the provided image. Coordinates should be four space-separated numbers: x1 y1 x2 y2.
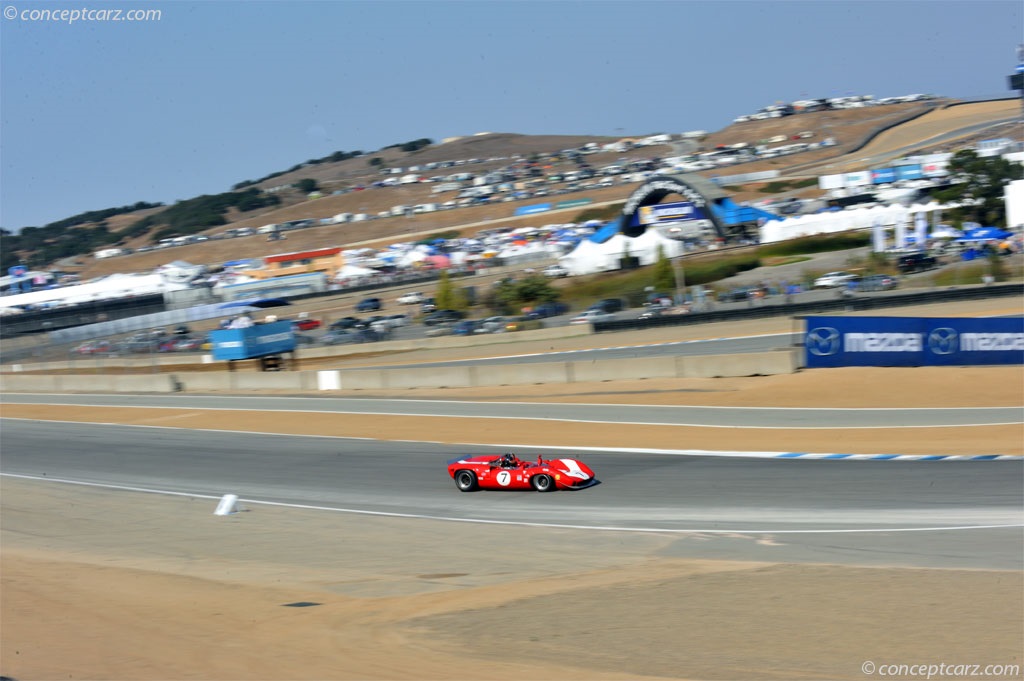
531 474 554 492
455 470 478 492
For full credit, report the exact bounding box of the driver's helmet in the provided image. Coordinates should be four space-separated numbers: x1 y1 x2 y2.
502 452 516 467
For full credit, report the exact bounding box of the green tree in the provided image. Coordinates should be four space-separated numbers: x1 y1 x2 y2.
987 250 1008 282
515 274 559 305
932 150 1023 227
652 245 675 291
485 275 559 314
368 157 383 168
435 270 456 310
293 178 319 193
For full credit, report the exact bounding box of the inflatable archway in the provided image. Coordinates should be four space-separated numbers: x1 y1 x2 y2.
618 173 728 239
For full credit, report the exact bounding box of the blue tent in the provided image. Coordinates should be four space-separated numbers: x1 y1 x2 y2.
956 227 1012 242
587 221 621 244
710 198 780 226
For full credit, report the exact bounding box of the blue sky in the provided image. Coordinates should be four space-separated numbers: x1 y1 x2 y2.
1 0 1021 230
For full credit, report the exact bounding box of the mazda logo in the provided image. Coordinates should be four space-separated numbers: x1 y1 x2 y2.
806 327 841 356
928 327 959 355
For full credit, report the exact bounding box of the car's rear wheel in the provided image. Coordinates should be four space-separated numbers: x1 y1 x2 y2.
455 470 478 492
531 474 554 492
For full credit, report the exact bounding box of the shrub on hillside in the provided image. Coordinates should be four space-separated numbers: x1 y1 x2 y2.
756 232 869 257
574 203 625 224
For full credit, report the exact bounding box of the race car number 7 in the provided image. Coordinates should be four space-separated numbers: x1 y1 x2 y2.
496 470 512 486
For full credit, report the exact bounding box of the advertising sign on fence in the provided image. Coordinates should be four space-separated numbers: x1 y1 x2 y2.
514 203 552 217
210 320 296 361
804 316 1024 368
555 198 593 210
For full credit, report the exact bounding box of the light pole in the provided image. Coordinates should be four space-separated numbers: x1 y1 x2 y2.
672 254 686 306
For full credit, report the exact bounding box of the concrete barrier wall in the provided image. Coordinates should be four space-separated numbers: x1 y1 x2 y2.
173 372 234 392
112 374 180 392
473 361 572 386
679 350 798 378
0 350 798 393
570 356 678 382
335 369 386 390
383 366 475 389
0 374 60 392
231 371 307 391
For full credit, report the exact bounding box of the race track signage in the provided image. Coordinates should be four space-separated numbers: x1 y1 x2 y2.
803 316 1024 368
618 173 725 238
210 320 297 361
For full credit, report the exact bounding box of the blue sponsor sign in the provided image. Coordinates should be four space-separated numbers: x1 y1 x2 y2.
555 198 593 210
804 316 1024 368
210 320 296 361
894 164 923 180
870 168 896 184
514 203 552 217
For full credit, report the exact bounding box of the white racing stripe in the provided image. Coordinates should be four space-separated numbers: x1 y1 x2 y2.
3 473 1021 535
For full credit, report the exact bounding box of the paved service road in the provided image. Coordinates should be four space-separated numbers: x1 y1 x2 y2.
1 420 1021 569
4 393 1022 428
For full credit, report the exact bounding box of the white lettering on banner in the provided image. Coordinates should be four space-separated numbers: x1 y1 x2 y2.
844 333 922 352
217 341 243 349
257 333 292 343
961 333 1024 352
650 204 694 218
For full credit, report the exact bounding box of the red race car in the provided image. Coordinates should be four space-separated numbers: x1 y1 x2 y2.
447 452 596 492
290 318 322 331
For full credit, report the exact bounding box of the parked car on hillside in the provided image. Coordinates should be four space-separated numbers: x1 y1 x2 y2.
896 252 938 274
589 298 624 313
396 291 426 305
716 286 759 303
542 264 569 278
330 317 361 330
452 320 480 336
423 309 465 326
290 318 322 331
475 316 507 333
356 297 382 312
173 337 204 352
570 309 616 325
526 301 570 319
856 274 899 291
813 271 861 288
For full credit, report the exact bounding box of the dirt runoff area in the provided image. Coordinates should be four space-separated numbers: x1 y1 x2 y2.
3 314 1024 679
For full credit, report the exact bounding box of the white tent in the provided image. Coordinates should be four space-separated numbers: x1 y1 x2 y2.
557 230 685 276
758 203 956 244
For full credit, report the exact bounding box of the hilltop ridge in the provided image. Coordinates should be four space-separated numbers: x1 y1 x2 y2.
7 97 1021 280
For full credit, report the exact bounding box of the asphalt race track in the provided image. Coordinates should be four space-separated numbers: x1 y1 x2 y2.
2 418 1021 569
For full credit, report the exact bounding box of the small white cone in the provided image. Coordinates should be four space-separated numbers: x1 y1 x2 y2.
214 494 239 516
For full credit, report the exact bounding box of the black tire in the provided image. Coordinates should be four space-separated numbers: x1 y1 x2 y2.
531 474 554 492
455 470 478 492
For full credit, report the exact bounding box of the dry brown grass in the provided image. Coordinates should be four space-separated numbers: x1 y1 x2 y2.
57 99 1019 279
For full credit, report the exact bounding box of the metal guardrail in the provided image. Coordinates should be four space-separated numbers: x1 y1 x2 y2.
591 284 1024 333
